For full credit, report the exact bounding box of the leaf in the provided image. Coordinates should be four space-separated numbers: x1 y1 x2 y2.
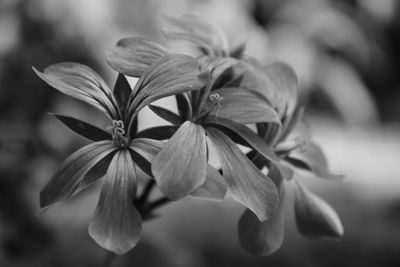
206 127 278 221
191 164 227 201
289 141 344 180
88 150 142 254
205 87 281 124
40 141 117 208
152 121 207 200
51 114 111 141
149 104 183 125
106 37 169 77
277 107 304 143
135 125 179 140
162 15 229 56
126 54 209 132
33 63 119 120
294 179 343 239
113 73 132 119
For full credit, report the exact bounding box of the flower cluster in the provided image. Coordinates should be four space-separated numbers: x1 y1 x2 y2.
35 15 343 256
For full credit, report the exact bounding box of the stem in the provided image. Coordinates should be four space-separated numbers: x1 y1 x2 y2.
102 251 117 267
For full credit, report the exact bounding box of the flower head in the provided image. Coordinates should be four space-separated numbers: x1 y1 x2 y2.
34 53 208 254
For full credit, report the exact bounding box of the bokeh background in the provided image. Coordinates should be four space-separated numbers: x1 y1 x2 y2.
1 0 400 266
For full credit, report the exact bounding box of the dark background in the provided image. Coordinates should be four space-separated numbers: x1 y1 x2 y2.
1 0 400 266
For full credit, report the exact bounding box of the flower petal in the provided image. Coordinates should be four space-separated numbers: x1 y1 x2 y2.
206 87 280 124
288 141 344 180
191 164 227 201
88 150 142 254
106 37 169 77
206 127 278 221
51 114 111 141
206 118 279 162
33 63 119 119
152 121 207 200
126 54 209 132
163 15 229 56
40 141 116 208
130 138 165 177
238 165 285 256
294 179 344 239
149 104 183 125
135 125 179 140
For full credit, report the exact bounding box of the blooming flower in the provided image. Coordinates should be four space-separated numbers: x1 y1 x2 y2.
33 53 208 254
106 18 290 224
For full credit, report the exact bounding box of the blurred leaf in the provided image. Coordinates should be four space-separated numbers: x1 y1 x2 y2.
149 104 183 125
152 121 207 200
294 179 343 239
206 87 280 124
40 141 116 208
289 141 344 180
113 73 131 119
206 127 278 221
191 164 227 201
135 125 179 140
106 37 169 77
89 150 142 255
163 15 229 56
33 63 119 120
127 54 209 131
51 114 110 141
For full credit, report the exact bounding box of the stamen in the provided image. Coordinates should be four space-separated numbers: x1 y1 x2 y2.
107 120 128 147
209 93 223 119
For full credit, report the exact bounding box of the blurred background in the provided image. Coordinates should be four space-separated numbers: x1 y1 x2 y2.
1 0 400 266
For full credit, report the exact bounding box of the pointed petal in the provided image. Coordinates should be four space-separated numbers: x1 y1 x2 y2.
294 179 344 239
191 164 227 201
163 15 229 56
135 125 179 140
152 121 207 200
206 127 278 221
89 150 142 254
149 104 183 125
106 37 169 77
127 54 209 131
33 63 119 119
40 141 116 208
175 94 192 120
51 114 111 141
289 141 344 180
206 87 280 124
113 73 132 118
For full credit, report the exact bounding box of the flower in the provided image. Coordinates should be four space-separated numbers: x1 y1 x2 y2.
236 60 344 256
106 18 288 223
33 53 208 254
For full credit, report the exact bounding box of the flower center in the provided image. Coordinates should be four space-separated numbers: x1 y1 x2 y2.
107 120 128 147
208 93 223 118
